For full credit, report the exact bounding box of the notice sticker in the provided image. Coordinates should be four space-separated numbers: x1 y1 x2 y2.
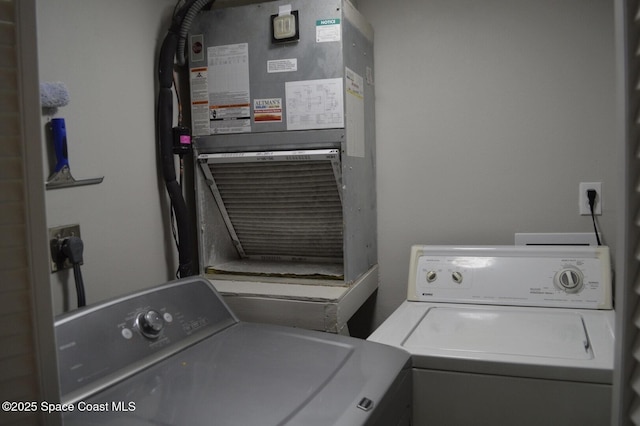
316 18 341 43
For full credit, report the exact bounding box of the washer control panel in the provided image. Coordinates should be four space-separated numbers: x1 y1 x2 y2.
55 278 238 401
554 267 584 293
408 245 612 309
136 309 165 338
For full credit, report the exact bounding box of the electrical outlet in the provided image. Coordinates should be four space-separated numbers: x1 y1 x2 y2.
579 182 602 216
49 224 81 272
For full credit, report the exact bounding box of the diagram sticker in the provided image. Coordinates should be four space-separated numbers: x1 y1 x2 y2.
285 78 344 131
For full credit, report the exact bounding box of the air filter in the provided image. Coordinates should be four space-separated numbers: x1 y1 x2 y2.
198 149 343 262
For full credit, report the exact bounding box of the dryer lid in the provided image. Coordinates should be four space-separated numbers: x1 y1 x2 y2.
403 307 592 360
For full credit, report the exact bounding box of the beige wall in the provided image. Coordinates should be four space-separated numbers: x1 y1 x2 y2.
36 0 179 314
36 0 617 329
357 0 617 325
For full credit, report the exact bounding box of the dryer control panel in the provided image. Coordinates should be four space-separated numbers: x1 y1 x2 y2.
407 245 612 310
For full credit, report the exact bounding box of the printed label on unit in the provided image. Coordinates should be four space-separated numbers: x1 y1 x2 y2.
285 78 344 131
345 67 365 157
345 67 364 99
267 58 298 73
190 67 210 136
207 43 251 134
316 18 341 43
366 66 374 86
254 98 283 123
190 34 205 63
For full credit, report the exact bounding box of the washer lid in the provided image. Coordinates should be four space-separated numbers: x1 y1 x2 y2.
404 307 592 360
62 322 411 426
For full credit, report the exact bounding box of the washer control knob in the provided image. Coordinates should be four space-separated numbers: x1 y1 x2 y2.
137 310 164 339
554 268 584 293
426 270 437 283
452 271 463 284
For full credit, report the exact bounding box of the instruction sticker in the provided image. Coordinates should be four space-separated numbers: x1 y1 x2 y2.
254 98 283 123
345 67 364 157
267 58 298 73
345 67 364 99
316 18 341 43
207 43 251 134
190 67 210 136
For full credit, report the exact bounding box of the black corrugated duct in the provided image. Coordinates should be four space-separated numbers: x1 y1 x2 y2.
157 0 214 278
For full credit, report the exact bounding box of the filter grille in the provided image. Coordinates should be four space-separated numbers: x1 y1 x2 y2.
201 152 343 261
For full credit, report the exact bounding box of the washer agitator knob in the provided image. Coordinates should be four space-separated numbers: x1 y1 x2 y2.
137 310 164 339
554 268 584 293
451 271 463 284
426 271 437 283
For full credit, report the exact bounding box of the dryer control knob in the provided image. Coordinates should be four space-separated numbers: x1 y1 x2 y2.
426 271 437 283
452 271 463 284
136 310 164 339
554 268 584 293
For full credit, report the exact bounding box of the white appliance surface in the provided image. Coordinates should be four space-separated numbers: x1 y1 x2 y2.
368 245 615 426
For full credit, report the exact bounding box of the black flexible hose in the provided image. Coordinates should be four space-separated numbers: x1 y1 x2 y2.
158 30 195 278
157 0 214 277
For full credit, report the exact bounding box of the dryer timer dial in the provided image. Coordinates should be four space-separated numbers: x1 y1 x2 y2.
554 267 584 293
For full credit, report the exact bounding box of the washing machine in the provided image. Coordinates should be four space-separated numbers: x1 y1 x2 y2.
55 277 411 425
368 245 614 426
